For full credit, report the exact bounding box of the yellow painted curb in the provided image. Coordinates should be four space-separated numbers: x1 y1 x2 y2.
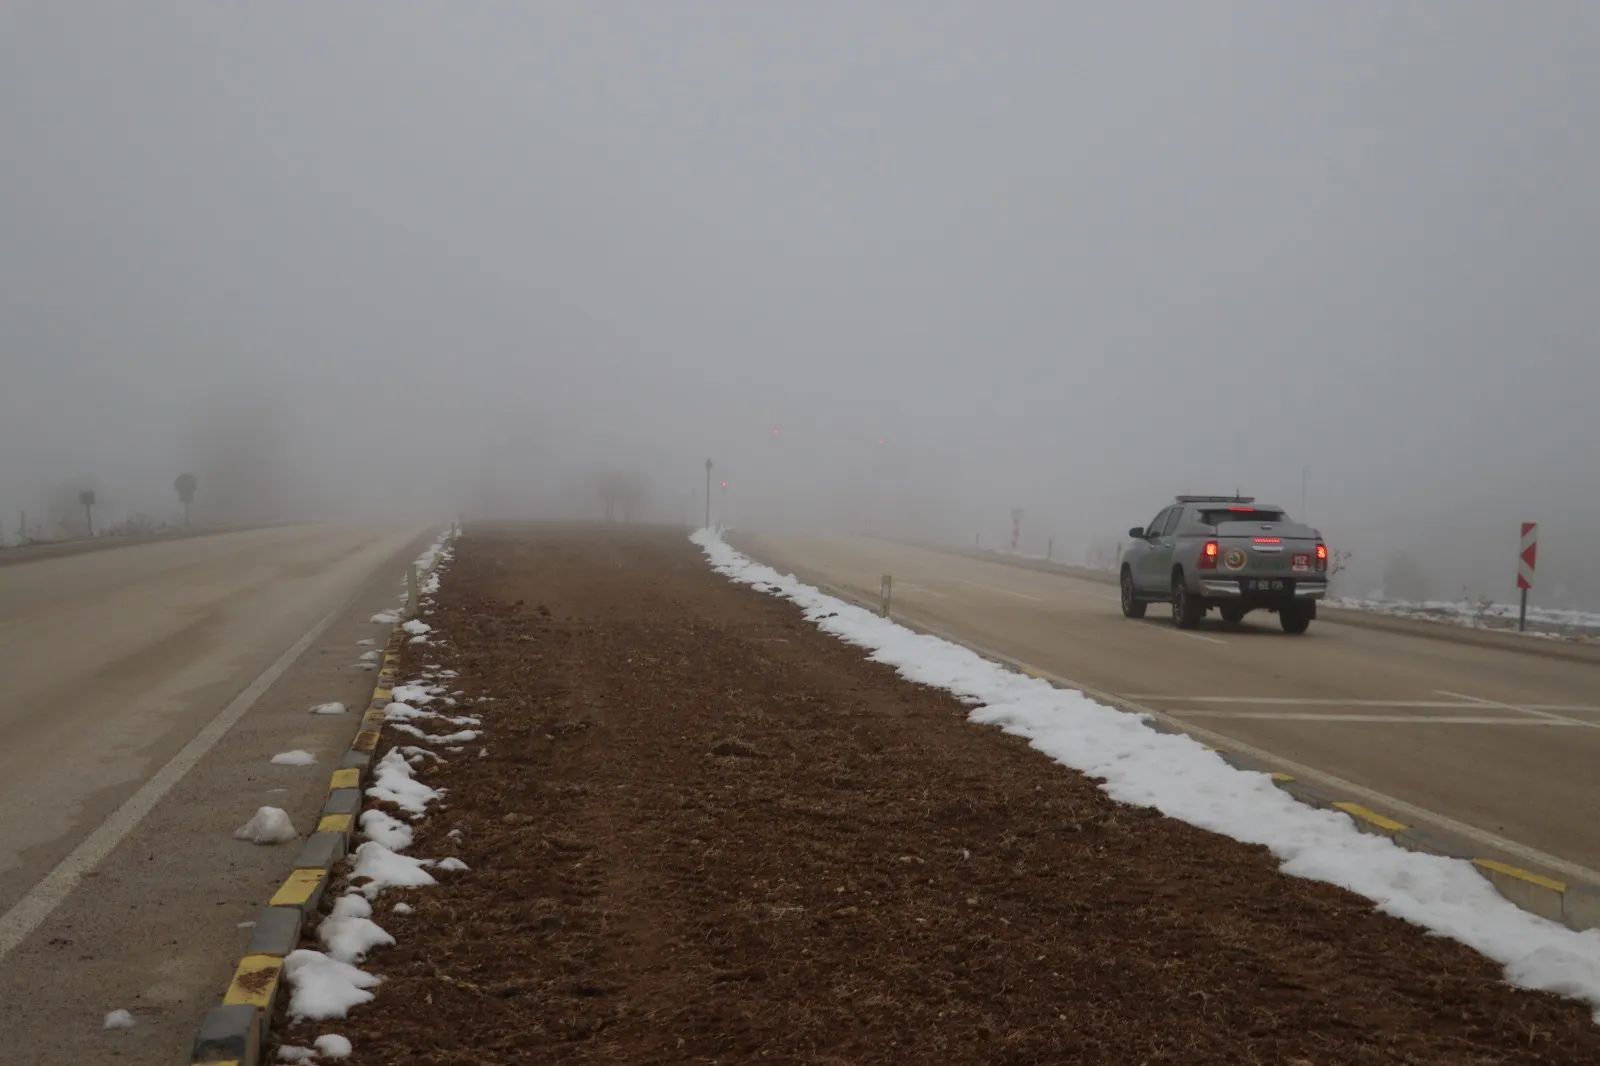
222 955 283 1010
318 813 353 835
269 868 326 909
1270 772 1294 782
373 687 393 702
351 730 381 753
328 768 361 793
1473 859 1567 924
1334 802 1407 836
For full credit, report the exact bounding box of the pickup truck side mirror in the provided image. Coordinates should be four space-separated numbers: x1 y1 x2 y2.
1128 526 1144 539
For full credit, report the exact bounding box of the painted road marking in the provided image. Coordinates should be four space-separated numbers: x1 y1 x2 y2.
1436 689 1600 730
1124 695 1600 711
1171 712 1578 725
952 579 1044 602
0 599 353 964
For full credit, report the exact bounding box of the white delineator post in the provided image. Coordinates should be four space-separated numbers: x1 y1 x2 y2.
1517 522 1537 632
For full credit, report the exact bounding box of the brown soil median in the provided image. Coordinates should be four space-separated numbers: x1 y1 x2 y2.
323 526 1600 1064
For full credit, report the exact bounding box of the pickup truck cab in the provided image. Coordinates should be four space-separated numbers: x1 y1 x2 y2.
1120 495 1329 633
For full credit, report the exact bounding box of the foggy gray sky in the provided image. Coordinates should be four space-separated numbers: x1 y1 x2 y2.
3 3 1599 602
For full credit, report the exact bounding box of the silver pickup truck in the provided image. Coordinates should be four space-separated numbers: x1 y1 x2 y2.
1120 495 1329 633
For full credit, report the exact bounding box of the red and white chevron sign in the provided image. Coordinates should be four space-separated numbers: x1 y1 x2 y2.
1517 522 1538 590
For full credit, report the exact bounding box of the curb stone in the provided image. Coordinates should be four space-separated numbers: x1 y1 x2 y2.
189 587 423 1064
745 558 1600 937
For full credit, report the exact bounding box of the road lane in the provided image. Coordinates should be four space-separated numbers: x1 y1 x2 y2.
0 524 419 914
739 533 1600 881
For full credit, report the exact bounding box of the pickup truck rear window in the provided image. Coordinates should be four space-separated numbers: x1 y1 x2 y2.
1200 509 1286 525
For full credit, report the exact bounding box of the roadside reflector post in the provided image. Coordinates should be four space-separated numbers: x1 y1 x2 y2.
1516 522 1537 632
406 564 420 619
880 574 893 617
1047 538 1053 562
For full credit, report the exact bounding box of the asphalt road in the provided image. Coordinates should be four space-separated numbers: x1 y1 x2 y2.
738 533 1600 885
0 523 424 1064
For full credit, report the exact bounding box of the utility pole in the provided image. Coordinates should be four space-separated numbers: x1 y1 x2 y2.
704 459 713 529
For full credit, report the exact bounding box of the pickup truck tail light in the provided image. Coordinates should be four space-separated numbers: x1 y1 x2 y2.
1199 540 1219 570
1316 542 1328 573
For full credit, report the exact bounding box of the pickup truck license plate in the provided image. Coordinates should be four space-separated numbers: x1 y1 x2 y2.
1245 578 1289 592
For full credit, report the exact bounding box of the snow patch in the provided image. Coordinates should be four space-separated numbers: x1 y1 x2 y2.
350 841 438 899
369 611 400 625
359 808 414 851
270 750 317 767
282 949 381 1020
103 1009 135 1030
402 619 431 636
233 807 298 845
691 529 1600 1022
315 1034 354 1060
436 857 469 872
278 1046 317 1063
392 901 414 915
309 702 347 716
366 749 442 815
319 894 395 964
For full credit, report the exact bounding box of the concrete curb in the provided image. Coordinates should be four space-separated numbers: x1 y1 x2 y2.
744 552 1600 938
189 621 410 1064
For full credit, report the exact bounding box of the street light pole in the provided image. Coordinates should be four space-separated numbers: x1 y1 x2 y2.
704 459 713 530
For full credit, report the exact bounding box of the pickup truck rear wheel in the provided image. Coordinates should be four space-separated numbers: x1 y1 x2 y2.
1120 568 1147 618
1171 573 1204 629
1280 603 1313 634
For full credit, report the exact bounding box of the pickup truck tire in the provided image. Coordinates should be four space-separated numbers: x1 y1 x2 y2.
1171 572 1204 629
1280 603 1313 634
1120 568 1147 618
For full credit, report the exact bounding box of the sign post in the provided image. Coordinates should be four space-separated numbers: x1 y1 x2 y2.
880 574 893 616
1516 522 1538 632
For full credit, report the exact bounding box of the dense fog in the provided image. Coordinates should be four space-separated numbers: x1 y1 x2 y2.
4 3 1598 605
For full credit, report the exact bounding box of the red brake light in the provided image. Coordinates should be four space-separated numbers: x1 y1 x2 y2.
1199 540 1219 569
1253 537 1280 544
1228 507 1254 512
1316 542 1328 572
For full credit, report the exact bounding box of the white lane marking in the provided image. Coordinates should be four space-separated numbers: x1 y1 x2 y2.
1171 712 1576 725
1127 695 1600 711
951 578 1043 602
0 599 351 962
1435 689 1600 730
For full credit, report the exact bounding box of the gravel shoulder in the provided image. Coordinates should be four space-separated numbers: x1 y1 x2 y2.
320 525 1600 1065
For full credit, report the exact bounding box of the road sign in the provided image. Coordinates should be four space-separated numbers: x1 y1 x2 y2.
1517 522 1538 590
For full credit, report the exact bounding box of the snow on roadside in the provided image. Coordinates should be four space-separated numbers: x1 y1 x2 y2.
1330 596 1600 641
103 1009 134 1030
282 950 381 1020
278 524 486 1049
690 529 1600 1022
233 807 298 845
271 750 317 767
319 894 395 964
359 809 415 851
309 702 347 716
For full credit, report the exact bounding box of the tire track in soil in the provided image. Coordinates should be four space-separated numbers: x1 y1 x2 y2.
314 526 1600 1065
